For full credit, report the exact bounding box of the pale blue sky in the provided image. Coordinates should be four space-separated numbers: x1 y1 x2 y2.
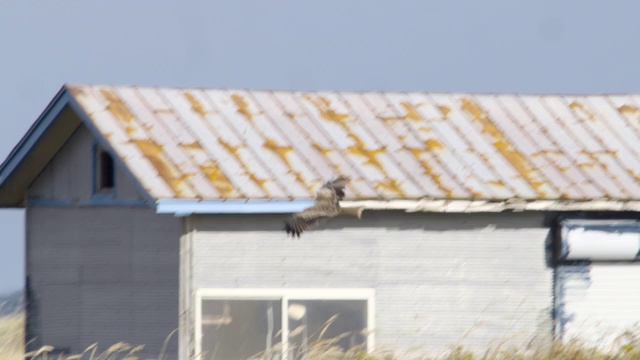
1 0 639 294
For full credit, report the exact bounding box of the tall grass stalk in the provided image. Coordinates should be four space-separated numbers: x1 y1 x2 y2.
2 312 640 360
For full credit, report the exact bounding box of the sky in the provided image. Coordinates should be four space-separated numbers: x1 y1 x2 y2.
1 0 640 294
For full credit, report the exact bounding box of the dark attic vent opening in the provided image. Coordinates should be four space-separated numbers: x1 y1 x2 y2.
97 147 115 191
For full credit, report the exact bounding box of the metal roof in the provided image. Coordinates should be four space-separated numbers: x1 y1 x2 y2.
67 84 640 201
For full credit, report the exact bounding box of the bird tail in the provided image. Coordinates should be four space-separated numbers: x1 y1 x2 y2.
340 207 364 219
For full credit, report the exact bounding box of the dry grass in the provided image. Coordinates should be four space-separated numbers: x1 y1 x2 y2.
1 312 640 360
0 311 24 360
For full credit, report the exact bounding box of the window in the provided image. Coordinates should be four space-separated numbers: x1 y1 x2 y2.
196 289 374 360
95 145 115 192
558 220 640 263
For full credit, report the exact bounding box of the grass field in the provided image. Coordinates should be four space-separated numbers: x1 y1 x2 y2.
1 312 640 359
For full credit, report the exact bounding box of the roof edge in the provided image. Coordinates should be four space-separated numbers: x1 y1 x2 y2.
155 198 640 216
155 199 316 216
0 85 70 189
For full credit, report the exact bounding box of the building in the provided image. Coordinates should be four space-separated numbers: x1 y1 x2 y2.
1 84 640 359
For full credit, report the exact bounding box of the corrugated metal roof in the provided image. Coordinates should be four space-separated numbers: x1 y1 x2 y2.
68 85 640 201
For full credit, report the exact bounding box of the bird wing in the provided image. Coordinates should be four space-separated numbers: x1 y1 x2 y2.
284 199 340 237
284 176 351 237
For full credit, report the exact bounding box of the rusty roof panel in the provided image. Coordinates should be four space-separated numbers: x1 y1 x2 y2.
68 85 640 201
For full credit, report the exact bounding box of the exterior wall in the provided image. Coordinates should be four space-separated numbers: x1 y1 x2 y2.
28 125 145 203
187 211 554 356
556 263 640 349
26 206 181 358
25 123 180 357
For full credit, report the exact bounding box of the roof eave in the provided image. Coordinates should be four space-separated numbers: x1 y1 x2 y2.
155 198 640 216
0 85 69 187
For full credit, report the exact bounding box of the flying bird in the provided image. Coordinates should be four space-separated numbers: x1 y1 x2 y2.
284 176 363 238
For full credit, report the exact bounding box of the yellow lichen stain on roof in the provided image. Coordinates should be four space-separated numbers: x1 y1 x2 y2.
230 94 254 121
487 180 506 187
405 146 453 197
425 139 444 150
200 164 236 197
438 105 451 117
180 141 204 151
100 89 135 123
184 92 207 118
618 104 639 114
311 143 332 155
569 101 595 121
532 149 563 157
133 139 192 197
347 142 387 168
460 97 547 197
218 139 268 193
381 102 424 122
375 179 404 197
263 138 307 188
304 95 350 125
305 95 393 186
311 143 342 174
400 102 423 121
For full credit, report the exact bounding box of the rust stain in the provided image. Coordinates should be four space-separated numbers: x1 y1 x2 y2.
284 112 296 120
218 139 268 192
125 126 136 135
438 105 451 117
100 89 135 123
263 138 307 187
618 104 639 114
200 164 235 197
460 97 546 197
230 94 254 120
184 92 207 118
405 146 453 197
133 139 192 197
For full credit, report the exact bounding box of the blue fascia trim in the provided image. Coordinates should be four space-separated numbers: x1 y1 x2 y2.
0 86 71 187
26 198 74 206
65 91 156 207
26 197 148 207
155 199 315 215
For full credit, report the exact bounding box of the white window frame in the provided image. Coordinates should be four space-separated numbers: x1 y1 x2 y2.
195 288 375 359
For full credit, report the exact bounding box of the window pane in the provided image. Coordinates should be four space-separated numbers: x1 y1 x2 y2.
96 149 115 191
201 299 282 360
287 300 367 359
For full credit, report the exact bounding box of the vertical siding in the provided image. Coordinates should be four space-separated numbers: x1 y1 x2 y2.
27 124 145 203
190 212 553 355
26 206 181 358
556 263 640 349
